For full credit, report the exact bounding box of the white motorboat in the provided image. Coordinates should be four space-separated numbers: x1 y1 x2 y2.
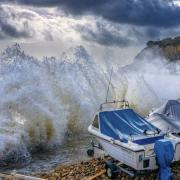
88 100 180 172
147 100 180 136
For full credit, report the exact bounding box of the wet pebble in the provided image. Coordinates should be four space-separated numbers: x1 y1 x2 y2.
39 158 180 180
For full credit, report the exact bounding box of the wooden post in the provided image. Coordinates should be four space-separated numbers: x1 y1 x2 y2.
88 169 106 180
0 171 46 180
0 173 12 179
11 170 16 180
14 174 45 180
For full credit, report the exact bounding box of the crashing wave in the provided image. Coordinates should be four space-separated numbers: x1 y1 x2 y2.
115 46 180 115
0 44 112 165
0 43 180 165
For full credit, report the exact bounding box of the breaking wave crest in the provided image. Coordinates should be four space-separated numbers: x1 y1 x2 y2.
117 47 180 115
0 44 112 165
0 44 180 165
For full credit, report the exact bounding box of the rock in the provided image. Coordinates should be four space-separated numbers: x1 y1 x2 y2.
121 177 126 180
146 36 180 60
50 177 56 180
38 158 180 180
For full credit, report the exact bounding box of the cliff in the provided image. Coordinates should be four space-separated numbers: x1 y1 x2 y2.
146 36 180 60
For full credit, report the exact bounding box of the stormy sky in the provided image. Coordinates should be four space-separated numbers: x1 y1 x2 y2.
0 0 180 63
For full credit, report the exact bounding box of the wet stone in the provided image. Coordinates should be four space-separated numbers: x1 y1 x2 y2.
38 158 180 180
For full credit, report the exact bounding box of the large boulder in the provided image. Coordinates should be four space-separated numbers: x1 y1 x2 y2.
146 36 180 60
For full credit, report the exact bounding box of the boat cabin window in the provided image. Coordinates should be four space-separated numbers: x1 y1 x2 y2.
92 115 99 129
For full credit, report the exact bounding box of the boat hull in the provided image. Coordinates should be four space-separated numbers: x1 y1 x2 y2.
88 125 158 170
97 137 157 170
89 125 180 171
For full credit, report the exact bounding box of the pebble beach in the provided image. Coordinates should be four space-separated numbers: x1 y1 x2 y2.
39 158 180 180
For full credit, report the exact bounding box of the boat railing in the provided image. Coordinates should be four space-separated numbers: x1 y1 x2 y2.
99 100 129 110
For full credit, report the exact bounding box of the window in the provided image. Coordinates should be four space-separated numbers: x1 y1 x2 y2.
92 115 99 129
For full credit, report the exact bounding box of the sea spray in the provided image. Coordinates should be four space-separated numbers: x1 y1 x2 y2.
115 47 180 115
0 44 111 164
0 44 180 165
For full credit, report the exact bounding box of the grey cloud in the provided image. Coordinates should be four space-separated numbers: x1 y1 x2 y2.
1 0 180 28
127 27 161 42
43 31 54 41
76 19 180 47
76 23 133 47
0 6 33 39
0 21 29 39
0 0 179 47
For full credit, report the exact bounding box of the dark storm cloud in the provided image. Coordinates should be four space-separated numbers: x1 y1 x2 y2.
128 26 161 42
0 6 32 39
2 0 180 28
0 21 30 39
76 23 132 47
145 28 161 40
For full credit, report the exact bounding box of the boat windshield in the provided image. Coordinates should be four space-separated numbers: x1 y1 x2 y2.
92 115 99 129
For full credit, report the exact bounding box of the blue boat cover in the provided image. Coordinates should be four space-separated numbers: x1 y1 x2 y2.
99 109 164 144
154 139 174 180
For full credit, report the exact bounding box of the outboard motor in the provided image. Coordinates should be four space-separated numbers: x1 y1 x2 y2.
154 139 174 180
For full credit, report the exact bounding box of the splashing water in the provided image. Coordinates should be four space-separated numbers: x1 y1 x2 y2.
115 47 180 115
0 44 112 165
0 44 180 166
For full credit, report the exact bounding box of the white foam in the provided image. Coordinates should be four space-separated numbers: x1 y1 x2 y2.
0 44 111 163
0 44 180 163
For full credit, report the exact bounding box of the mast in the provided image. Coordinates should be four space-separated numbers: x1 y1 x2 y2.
105 68 113 103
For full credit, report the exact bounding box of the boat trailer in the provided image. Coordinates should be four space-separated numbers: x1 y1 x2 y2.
87 139 175 179
87 140 146 178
